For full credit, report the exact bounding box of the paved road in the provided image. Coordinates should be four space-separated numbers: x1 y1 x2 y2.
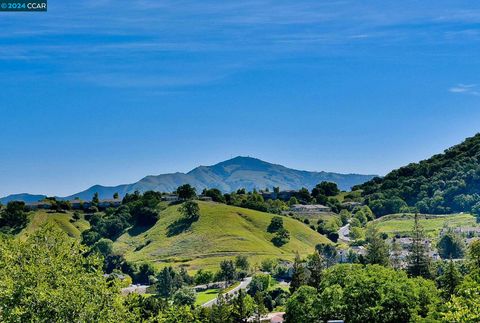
202 277 252 307
338 223 351 242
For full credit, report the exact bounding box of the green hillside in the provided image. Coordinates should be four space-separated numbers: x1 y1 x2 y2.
114 201 331 272
355 133 480 216
19 210 90 240
368 213 477 239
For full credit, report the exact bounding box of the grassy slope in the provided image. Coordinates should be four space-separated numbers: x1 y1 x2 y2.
114 201 330 272
19 210 90 240
369 213 477 238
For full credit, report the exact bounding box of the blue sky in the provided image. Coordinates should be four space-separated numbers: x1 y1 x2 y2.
1 1 480 197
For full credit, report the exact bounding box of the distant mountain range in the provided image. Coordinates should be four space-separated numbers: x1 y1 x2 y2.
0 156 376 203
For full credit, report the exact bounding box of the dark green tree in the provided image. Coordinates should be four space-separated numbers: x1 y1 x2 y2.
179 201 200 221
407 214 431 278
176 184 197 200
437 231 466 259
365 226 390 266
219 260 236 286
290 253 308 294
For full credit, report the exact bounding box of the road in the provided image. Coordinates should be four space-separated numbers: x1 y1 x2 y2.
338 223 351 242
202 277 252 307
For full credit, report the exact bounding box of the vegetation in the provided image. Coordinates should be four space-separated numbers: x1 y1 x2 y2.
355 133 480 217
114 201 330 272
0 226 132 322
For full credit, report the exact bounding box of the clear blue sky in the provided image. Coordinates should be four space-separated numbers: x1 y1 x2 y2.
1 1 480 197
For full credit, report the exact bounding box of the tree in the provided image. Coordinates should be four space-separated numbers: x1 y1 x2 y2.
203 188 226 203
179 201 200 221
407 214 431 278
290 253 308 294
156 267 183 299
312 181 340 198
92 238 114 258
285 286 319 323
252 292 267 322
316 264 440 323
442 241 480 321
468 239 480 268
248 274 271 296
271 228 290 247
0 225 133 322
113 192 119 199
0 201 28 232
288 196 299 206
306 251 325 290
437 260 462 300
267 216 284 232
133 206 159 226
173 287 196 306
315 243 337 267
390 238 403 269
194 269 214 286
92 192 100 205
437 231 466 259
365 226 390 266
177 184 197 200
231 289 254 323
235 255 250 271
219 260 236 286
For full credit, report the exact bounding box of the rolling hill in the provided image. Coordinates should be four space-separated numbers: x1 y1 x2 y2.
18 210 90 240
355 133 480 216
113 201 331 272
1 156 376 203
368 213 477 239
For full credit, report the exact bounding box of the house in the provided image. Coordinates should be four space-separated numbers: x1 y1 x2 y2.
289 204 331 215
162 194 180 202
198 195 213 202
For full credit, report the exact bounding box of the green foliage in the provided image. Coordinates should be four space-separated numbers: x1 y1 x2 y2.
407 214 432 278
267 216 284 232
436 260 463 300
312 181 340 197
248 274 272 296
290 253 308 294
365 226 390 266
0 201 28 233
156 267 184 299
176 184 197 200
219 260 236 284
194 269 214 285
285 264 440 323
173 287 196 306
179 200 200 221
437 231 466 259
202 188 226 203
235 255 250 271
92 238 114 258
271 227 290 246
0 225 132 322
285 286 319 323
356 134 480 216
441 242 480 321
